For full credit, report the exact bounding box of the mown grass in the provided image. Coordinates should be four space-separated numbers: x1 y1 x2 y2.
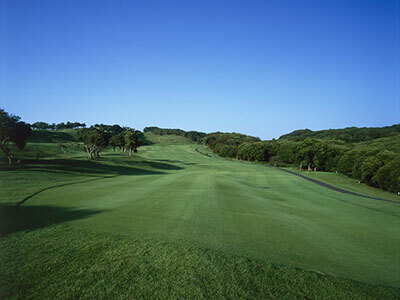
144 132 194 145
286 168 400 202
1 225 398 299
1 134 399 299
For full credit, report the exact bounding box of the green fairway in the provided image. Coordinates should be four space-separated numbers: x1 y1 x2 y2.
1 142 399 298
285 168 400 202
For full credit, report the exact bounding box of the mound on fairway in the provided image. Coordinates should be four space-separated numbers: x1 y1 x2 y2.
1 142 399 298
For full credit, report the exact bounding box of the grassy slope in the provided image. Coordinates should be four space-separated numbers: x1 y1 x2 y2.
28 129 78 143
1 135 399 298
144 132 194 145
284 168 400 202
8 129 81 160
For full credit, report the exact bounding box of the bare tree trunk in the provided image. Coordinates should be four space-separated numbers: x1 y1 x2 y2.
85 146 91 159
0 145 13 164
299 162 302 170
95 147 100 158
308 163 312 171
129 147 132 157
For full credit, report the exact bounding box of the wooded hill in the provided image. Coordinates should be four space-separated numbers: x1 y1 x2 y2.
279 124 400 142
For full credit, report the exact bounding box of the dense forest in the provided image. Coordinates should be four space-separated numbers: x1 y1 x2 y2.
279 124 400 142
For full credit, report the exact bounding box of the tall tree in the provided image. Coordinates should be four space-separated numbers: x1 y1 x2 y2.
124 130 146 156
77 127 109 159
56 122 66 130
0 109 32 164
124 131 138 156
31 121 50 130
110 132 126 151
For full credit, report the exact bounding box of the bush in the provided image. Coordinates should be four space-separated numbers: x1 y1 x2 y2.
373 157 400 193
360 156 383 185
219 145 238 158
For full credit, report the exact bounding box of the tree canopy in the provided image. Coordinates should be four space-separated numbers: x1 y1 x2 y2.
279 124 400 143
110 129 147 156
32 121 86 130
77 127 110 159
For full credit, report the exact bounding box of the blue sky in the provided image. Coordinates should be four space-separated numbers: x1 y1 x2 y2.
1 0 399 139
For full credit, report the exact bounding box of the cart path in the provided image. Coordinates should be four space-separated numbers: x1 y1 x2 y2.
195 147 399 205
274 167 399 204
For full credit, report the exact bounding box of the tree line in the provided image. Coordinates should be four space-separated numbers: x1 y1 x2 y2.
0 109 149 162
31 121 87 130
279 124 400 143
203 131 400 193
77 125 148 159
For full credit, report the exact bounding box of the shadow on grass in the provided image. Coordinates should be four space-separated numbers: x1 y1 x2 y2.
153 159 197 166
103 157 185 170
16 176 117 207
0 158 182 175
0 203 104 236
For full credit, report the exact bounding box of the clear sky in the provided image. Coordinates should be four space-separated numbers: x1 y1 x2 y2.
1 0 399 139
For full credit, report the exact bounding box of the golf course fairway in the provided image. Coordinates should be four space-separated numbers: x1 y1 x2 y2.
1 143 399 298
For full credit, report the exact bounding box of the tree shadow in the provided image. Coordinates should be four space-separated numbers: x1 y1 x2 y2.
0 203 104 236
127 160 187 169
102 156 185 170
153 159 197 166
16 176 118 207
0 158 182 175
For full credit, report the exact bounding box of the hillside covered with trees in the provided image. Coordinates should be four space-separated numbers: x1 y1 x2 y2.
279 124 400 142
